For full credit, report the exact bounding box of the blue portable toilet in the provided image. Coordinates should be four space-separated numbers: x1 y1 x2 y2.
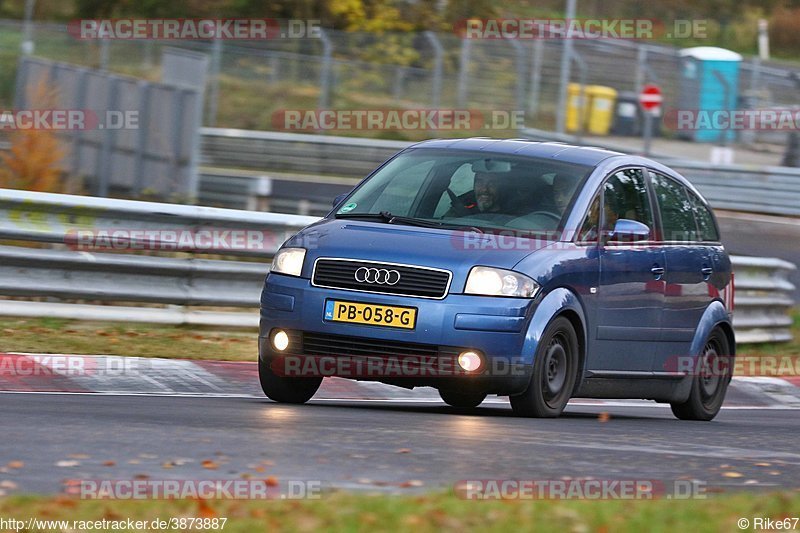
678 47 742 143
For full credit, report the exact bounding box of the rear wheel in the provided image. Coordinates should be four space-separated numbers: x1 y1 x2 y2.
671 328 732 421
510 317 579 418
439 388 487 409
258 356 322 404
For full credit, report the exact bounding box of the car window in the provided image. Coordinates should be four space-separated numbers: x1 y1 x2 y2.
335 148 593 235
687 190 720 242
370 159 436 214
650 172 699 242
601 169 655 240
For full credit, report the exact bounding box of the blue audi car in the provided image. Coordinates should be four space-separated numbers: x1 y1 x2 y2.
259 138 735 420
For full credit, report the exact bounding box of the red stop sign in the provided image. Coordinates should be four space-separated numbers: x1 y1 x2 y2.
639 84 663 112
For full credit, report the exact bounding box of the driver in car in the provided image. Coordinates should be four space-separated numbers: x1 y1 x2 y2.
446 171 506 217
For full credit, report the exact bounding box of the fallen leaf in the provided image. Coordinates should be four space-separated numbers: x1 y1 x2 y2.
0 480 18 489
396 448 412 454
254 466 266 473
598 412 611 423
196 499 217 518
56 460 80 467
133 474 150 480
7 461 24 469
265 476 279 487
398 480 424 488
102 461 116 467
722 472 743 478
68 454 89 459
161 462 174 469
201 460 218 470
754 462 771 467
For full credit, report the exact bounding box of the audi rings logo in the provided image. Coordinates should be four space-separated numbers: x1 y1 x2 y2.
354 267 401 285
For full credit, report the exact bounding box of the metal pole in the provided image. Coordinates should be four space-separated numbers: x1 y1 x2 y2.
99 38 110 71
206 38 222 127
528 39 544 118
424 31 443 109
571 51 587 144
21 0 36 55
643 111 653 156
510 39 526 114
555 0 576 134
457 38 472 107
635 46 647 95
713 71 730 146
318 29 333 110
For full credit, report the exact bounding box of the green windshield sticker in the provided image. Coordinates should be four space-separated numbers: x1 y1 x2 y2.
340 202 357 213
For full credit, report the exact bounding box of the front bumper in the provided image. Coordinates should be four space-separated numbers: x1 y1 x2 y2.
259 273 536 394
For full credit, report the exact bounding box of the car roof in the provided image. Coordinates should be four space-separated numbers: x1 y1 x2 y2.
407 137 625 167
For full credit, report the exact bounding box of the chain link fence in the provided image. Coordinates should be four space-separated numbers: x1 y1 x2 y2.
1 19 800 141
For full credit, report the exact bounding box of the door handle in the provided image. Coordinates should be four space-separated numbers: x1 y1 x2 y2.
701 266 713 279
651 265 665 278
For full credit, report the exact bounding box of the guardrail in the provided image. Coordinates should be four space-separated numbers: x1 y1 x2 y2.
731 256 797 344
200 128 800 217
0 188 794 342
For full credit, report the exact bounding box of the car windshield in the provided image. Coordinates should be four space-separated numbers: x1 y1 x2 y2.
334 148 593 236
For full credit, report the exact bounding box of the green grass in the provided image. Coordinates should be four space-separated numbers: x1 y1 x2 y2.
740 309 800 362
0 308 797 367
0 316 257 361
1 490 799 532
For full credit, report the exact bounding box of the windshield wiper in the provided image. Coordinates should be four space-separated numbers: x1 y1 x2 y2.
334 211 393 222
335 211 483 233
386 214 484 234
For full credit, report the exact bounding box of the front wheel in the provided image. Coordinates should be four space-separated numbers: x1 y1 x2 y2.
259 356 322 404
510 316 579 418
439 388 487 409
670 328 732 421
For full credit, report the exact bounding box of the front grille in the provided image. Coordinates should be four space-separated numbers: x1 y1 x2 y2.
312 258 451 299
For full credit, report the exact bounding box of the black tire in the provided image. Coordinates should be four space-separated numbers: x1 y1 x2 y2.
670 328 732 421
510 316 579 418
439 388 487 409
258 356 322 404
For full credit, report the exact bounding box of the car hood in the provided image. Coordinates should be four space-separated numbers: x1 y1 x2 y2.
288 219 555 281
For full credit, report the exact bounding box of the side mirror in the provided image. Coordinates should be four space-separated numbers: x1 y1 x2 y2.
332 192 349 208
608 219 650 242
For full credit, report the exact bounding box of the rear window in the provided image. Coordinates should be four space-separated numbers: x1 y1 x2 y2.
650 172 699 243
687 190 720 242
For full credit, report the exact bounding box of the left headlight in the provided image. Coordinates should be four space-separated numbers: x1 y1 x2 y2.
270 248 306 277
464 266 539 298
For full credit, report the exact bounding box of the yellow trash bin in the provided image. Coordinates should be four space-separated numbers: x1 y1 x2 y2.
565 83 586 133
584 85 618 135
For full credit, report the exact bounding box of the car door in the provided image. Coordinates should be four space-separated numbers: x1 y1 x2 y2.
648 171 712 372
593 168 666 372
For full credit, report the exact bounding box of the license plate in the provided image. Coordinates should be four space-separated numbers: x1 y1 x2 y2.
324 300 417 329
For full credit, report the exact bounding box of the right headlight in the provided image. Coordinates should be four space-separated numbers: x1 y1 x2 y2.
464 266 539 298
270 247 306 277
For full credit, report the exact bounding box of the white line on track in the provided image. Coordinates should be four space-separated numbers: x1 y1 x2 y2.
0 390 795 409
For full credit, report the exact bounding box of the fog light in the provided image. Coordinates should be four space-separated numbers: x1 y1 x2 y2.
457 350 483 372
271 330 290 352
